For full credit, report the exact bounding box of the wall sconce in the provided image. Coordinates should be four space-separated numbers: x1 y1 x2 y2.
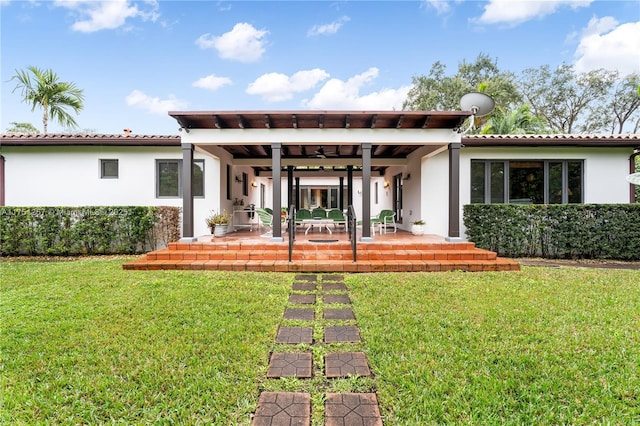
403 174 411 181
235 175 243 183
383 181 390 188
251 181 258 188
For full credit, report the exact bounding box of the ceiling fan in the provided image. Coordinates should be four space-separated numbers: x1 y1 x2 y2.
310 145 339 158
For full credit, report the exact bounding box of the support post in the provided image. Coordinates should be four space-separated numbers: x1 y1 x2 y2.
271 143 283 241
347 165 353 208
180 143 197 242
361 143 373 241
295 177 300 211
447 142 462 241
339 176 344 210
287 165 294 211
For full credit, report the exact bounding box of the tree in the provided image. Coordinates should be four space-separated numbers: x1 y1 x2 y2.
6 122 39 133
10 66 84 134
606 73 640 133
519 64 617 134
480 104 549 135
403 53 520 112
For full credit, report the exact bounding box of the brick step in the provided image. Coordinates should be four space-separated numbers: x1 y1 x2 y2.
145 248 496 262
123 258 520 273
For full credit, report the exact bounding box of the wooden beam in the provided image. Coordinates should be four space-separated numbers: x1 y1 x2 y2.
237 115 247 129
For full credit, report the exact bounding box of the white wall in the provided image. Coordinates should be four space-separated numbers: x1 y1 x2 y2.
459 146 633 236
2 145 220 238
421 151 450 237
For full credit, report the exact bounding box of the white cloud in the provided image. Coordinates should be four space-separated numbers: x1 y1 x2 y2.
424 0 453 15
307 16 350 36
573 17 640 74
475 0 592 26
192 74 233 91
302 68 410 110
196 22 268 63
125 90 188 115
54 0 159 33
246 69 330 102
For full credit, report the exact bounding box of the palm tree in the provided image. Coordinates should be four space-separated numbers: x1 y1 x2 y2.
481 103 548 135
10 66 84 134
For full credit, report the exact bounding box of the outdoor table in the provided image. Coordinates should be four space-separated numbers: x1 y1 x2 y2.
302 218 335 235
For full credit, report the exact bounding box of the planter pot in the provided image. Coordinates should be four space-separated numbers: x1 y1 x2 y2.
411 224 425 236
213 224 229 237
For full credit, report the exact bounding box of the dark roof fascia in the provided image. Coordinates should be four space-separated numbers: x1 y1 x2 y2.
463 134 640 148
0 134 181 147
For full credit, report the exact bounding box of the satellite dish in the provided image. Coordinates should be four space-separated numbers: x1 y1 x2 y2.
460 92 495 117
626 172 640 185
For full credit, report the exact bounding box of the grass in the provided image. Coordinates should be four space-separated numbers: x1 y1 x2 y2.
1 259 639 424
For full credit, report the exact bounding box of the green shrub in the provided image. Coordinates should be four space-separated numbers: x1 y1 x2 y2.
464 204 640 260
0 206 181 256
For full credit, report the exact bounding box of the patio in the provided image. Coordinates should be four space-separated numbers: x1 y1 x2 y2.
123 228 520 272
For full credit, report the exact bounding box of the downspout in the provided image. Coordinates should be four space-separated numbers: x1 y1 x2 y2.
631 147 639 203
0 155 5 206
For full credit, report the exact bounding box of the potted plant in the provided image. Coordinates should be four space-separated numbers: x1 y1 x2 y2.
411 219 425 236
206 209 231 236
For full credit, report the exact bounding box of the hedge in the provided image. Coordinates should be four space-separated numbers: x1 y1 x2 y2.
0 206 181 256
464 204 640 260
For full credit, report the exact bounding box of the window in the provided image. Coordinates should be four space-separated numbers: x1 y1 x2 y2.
242 172 248 196
471 160 583 204
156 159 204 198
100 159 118 179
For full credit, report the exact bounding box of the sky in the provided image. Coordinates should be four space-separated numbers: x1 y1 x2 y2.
1 0 639 135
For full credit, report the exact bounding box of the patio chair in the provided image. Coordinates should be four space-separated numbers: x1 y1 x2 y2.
372 209 396 233
327 209 347 231
256 208 274 237
295 208 313 227
311 207 327 219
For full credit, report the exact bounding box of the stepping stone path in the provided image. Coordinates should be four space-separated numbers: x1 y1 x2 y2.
252 274 383 425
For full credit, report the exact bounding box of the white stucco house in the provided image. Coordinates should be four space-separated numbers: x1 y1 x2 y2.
1 110 638 242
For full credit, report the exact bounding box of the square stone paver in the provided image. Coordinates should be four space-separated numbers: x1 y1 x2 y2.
324 308 356 321
292 282 316 291
324 326 360 343
322 282 348 291
325 393 382 426
295 274 317 282
284 307 315 321
276 326 313 344
321 274 344 281
267 353 312 378
288 294 316 305
325 352 371 378
323 294 351 305
252 392 311 426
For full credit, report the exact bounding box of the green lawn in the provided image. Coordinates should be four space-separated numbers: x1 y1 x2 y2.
2 260 639 424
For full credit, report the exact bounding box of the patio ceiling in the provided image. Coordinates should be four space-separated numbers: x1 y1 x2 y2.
169 110 471 174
